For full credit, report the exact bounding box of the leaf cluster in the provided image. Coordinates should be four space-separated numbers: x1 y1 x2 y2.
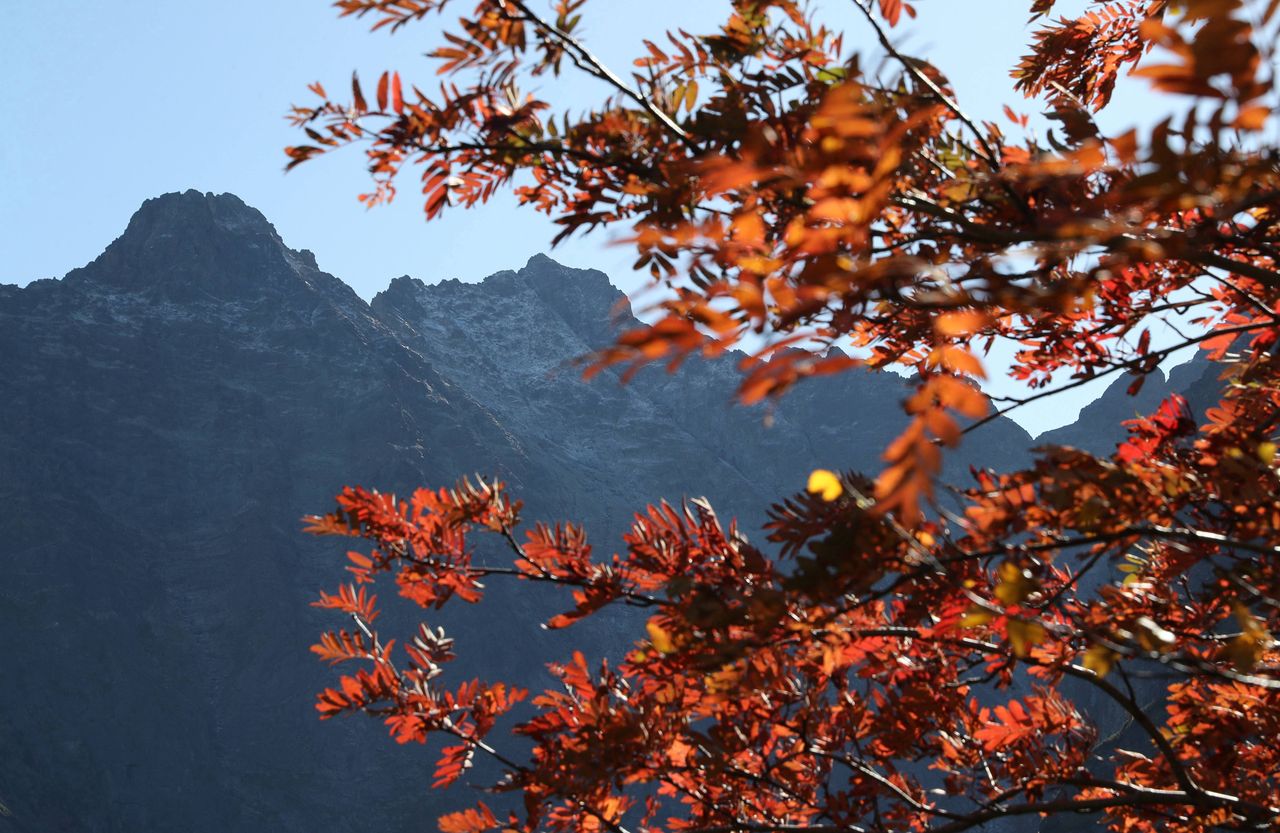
290 2 1280 831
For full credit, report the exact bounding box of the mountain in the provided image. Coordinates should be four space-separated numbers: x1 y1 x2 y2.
0 191 1181 831
0 191 539 831
1036 352 1220 454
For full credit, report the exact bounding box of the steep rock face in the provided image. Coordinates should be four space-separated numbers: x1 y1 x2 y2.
373 258 776 527
373 254 1034 538
0 191 1189 831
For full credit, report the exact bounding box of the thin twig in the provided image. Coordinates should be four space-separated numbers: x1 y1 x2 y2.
500 0 696 147
850 1 1000 170
963 319 1274 434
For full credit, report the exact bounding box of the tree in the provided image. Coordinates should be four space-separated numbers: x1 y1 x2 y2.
288 2 1280 831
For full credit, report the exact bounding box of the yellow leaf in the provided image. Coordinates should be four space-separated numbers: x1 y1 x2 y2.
684 79 699 113
647 620 676 654
1007 619 1046 657
1220 633 1264 671
934 310 991 337
942 179 978 203
1258 442 1277 465
1075 496 1105 527
807 469 844 501
1235 601 1270 637
1220 602 1273 671
1082 643 1117 677
1134 616 1177 652
960 605 995 629
994 561 1038 606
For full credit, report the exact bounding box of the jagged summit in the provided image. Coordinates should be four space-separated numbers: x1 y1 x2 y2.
374 253 633 354
384 274 427 295
130 190 279 237
517 252 626 307
61 190 332 302
378 253 622 303
519 254 631 348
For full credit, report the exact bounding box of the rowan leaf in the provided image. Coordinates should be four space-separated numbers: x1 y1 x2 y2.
438 803 497 833
646 620 676 654
1007 618 1046 657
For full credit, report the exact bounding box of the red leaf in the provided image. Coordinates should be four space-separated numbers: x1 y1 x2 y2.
879 0 904 26
438 803 497 833
433 744 474 788
391 71 404 114
351 72 367 112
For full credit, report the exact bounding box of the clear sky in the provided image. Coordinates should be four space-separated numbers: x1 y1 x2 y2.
2 1 1179 434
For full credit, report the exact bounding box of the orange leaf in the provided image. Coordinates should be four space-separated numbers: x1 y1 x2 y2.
391 71 404 114
878 0 903 26
439 803 497 833
1235 104 1269 131
928 346 986 379
935 310 991 337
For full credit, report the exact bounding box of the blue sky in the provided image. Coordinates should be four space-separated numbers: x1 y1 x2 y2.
2 1 1177 434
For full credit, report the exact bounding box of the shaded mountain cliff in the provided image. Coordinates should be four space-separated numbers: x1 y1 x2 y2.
0 191 1197 831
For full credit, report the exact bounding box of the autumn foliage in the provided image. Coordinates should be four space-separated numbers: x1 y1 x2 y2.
290 2 1280 831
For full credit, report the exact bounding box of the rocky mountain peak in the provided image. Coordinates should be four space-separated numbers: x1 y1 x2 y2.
133 189 279 236
64 190 326 302
519 254 633 349
384 274 427 296
1035 365 1175 452
372 254 635 352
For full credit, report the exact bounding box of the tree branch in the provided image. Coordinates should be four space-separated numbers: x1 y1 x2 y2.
850 1 1001 171
499 0 696 147
963 319 1274 434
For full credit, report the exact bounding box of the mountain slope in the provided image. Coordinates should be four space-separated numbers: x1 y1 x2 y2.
0 192 533 830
